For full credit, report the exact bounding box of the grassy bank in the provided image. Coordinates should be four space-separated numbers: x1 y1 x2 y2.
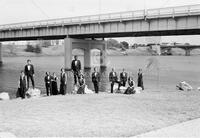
1 91 200 137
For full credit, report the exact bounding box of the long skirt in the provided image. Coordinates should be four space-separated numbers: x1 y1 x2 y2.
52 81 58 95
17 87 26 99
138 79 144 90
77 85 86 94
124 87 135 94
60 83 66 95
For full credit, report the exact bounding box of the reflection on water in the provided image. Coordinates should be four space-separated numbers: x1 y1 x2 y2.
1 56 200 99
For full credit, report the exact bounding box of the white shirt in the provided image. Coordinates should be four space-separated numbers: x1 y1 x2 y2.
113 72 115 76
28 65 31 71
75 60 77 66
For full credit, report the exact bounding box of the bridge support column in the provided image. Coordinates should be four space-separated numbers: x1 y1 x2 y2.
185 49 191 56
0 43 2 66
84 45 91 69
64 37 73 94
100 42 107 68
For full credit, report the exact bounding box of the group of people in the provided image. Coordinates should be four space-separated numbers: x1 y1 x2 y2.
109 68 144 94
17 55 144 99
17 59 35 99
44 68 68 96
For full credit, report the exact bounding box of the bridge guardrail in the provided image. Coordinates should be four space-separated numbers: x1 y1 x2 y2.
0 4 200 30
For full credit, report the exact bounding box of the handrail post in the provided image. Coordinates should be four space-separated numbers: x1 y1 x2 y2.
172 8 175 18
132 11 134 18
99 14 100 22
144 10 147 20
158 9 161 17
188 6 191 15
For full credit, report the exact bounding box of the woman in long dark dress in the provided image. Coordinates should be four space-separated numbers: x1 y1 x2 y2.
18 71 27 99
51 72 58 95
77 72 86 94
137 69 144 90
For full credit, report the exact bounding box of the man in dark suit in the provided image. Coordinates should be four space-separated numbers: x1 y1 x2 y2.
120 68 128 87
24 59 35 89
44 72 52 96
71 55 81 85
60 68 67 95
109 68 120 93
92 67 100 94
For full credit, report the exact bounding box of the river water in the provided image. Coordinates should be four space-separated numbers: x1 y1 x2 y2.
0 56 200 98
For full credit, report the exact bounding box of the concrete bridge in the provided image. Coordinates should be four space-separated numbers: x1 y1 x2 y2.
0 4 200 92
160 44 200 56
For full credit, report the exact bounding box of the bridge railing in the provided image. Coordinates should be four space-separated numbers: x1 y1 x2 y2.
0 4 200 30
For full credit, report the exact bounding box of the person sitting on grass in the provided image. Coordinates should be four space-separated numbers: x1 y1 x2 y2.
77 70 86 94
124 76 136 94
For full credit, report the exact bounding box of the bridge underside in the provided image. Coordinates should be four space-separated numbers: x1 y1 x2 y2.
1 15 200 41
1 29 200 41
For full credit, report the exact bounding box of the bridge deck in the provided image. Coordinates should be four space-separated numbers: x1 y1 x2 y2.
0 4 200 31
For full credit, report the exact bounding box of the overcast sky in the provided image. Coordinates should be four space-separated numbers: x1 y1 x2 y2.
1 0 200 44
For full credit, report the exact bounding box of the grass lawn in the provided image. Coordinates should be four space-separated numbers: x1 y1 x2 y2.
1 91 200 137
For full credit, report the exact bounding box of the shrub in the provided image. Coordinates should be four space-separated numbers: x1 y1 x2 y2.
25 44 42 53
35 44 42 53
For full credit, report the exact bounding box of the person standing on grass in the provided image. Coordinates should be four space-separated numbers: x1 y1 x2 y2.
24 59 35 89
60 68 67 95
18 71 27 99
51 72 58 95
137 68 144 90
92 67 100 94
44 72 52 96
109 68 120 93
120 68 128 87
71 55 81 85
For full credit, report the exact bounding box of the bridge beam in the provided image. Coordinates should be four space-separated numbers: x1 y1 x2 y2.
0 43 2 66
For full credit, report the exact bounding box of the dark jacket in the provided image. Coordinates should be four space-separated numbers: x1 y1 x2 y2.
71 60 81 72
120 72 128 82
60 73 67 85
92 72 100 83
44 75 52 85
109 72 118 82
24 64 34 76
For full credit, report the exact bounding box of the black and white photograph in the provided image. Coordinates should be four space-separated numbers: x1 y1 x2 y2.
0 0 200 137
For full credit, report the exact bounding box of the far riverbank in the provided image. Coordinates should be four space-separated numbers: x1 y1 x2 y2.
2 44 200 57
